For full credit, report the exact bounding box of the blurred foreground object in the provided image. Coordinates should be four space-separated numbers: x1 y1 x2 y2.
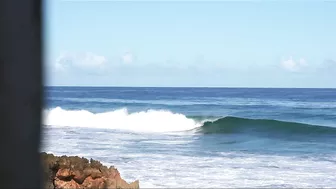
0 0 43 188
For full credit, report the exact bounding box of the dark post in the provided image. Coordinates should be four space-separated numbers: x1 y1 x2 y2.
0 0 42 188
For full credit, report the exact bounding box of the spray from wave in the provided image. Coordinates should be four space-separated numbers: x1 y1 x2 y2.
44 107 336 136
43 107 202 132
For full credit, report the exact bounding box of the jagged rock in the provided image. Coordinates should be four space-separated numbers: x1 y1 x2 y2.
41 152 139 189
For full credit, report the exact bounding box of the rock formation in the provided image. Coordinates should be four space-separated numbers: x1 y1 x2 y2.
41 152 139 189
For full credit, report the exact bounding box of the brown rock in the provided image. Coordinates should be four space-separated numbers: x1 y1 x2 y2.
116 178 140 189
41 152 140 189
128 180 140 189
82 176 105 189
105 178 117 188
56 168 72 179
72 169 86 184
54 178 81 189
83 167 103 179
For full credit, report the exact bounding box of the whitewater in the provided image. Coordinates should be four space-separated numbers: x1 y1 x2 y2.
44 107 204 132
42 87 336 188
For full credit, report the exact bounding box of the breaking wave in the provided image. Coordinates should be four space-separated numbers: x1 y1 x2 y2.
43 107 336 136
43 107 202 132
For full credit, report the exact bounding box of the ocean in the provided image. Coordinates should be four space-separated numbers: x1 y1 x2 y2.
42 87 336 188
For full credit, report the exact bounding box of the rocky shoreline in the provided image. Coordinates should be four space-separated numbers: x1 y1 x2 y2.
41 153 139 189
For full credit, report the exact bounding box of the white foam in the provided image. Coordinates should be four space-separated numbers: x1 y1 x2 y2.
114 153 336 188
43 107 202 133
41 126 336 188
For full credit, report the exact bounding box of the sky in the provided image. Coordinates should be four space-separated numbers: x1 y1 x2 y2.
44 1 336 88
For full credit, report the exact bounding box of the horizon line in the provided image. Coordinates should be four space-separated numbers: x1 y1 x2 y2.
44 85 336 89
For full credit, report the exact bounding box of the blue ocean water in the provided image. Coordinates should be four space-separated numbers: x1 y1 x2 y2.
42 87 336 188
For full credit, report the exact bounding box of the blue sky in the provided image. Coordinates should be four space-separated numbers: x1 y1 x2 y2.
44 1 336 87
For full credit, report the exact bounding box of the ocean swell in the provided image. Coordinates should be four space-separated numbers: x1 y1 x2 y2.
43 107 336 136
199 116 336 136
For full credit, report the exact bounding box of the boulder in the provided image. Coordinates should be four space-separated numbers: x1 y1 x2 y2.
41 152 139 189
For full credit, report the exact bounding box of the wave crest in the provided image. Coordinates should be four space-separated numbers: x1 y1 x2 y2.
44 107 336 136
43 107 202 132
199 116 336 136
